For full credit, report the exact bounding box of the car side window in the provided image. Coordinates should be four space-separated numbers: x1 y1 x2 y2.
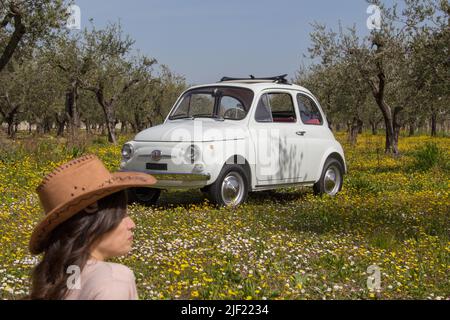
219 96 246 120
255 94 273 122
269 93 296 123
255 93 296 123
297 94 323 125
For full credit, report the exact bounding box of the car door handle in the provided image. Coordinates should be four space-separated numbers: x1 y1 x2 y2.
296 131 306 136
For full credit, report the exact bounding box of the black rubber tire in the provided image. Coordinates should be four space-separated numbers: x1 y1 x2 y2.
200 185 210 194
128 187 161 206
313 158 344 196
207 164 249 207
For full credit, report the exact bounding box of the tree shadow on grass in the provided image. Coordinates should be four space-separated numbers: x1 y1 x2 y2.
247 188 310 205
156 189 206 209
151 187 311 209
139 187 448 252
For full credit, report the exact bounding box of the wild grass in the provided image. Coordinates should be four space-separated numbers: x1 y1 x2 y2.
0 132 448 299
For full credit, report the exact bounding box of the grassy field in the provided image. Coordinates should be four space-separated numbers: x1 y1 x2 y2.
0 132 449 300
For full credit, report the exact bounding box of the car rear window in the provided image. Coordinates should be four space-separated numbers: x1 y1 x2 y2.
297 93 323 125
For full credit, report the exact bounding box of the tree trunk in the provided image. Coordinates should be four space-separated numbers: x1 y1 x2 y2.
36 122 43 135
84 119 91 135
0 7 26 73
431 111 437 137
408 118 416 137
14 121 19 135
86 79 139 144
56 118 65 137
7 120 15 139
134 112 147 132
42 117 52 134
348 117 363 145
146 116 153 129
65 82 80 138
390 106 403 156
103 103 117 144
368 71 399 154
55 112 66 137
120 121 129 134
370 120 378 135
91 93 115 142
379 105 397 154
99 124 106 136
130 122 137 133
56 121 65 136
0 105 20 139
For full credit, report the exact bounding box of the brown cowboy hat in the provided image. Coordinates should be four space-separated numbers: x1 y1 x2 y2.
29 154 157 255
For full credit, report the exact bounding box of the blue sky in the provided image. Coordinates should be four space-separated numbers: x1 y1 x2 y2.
73 0 383 85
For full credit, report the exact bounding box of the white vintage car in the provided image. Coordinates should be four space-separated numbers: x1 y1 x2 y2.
120 75 346 206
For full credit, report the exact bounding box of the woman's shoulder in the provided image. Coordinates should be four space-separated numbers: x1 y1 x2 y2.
86 260 135 283
105 261 136 282
76 260 138 300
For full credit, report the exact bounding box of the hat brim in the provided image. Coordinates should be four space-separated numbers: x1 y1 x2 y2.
29 172 157 255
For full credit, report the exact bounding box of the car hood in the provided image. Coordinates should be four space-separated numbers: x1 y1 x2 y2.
134 119 247 142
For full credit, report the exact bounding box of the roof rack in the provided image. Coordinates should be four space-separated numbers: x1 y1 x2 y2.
220 74 290 84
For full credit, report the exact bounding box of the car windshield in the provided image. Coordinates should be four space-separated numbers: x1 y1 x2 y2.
169 86 254 121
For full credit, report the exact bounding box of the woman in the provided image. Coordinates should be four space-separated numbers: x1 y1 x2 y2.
28 154 157 300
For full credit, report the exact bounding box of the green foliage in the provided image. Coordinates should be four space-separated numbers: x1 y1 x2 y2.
1 17 186 142
411 142 448 172
297 0 450 143
0 0 69 72
346 173 384 193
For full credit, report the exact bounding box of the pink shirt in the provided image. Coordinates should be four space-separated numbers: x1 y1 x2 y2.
65 259 138 300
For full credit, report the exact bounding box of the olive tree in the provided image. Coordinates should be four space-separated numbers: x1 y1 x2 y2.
0 0 68 73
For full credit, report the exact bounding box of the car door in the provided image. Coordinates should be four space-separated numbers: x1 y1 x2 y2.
294 92 330 182
250 90 306 183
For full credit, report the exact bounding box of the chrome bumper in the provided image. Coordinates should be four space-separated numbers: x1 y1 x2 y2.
120 169 210 182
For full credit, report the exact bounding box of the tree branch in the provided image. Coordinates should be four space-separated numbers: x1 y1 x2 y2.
0 4 26 72
0 12 13 28
109 78 140 106
57 63 69 72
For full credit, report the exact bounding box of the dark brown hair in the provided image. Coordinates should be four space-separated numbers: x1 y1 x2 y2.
29 190 128 300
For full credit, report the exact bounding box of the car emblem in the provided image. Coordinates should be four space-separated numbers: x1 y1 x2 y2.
150 150 162 161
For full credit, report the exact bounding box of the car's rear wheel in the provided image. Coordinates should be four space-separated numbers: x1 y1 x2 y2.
313 158 344 196
207 164 249 207
128 187 161 206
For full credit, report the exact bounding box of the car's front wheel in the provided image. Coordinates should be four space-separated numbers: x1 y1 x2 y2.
207 164 249 207
128 187 161 206
313 158 344 196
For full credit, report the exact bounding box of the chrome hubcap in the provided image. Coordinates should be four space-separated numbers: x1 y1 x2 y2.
324 165 341 195
221 172 245 206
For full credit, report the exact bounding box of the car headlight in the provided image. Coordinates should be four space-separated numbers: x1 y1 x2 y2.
185 144 201 164
121 143 134 161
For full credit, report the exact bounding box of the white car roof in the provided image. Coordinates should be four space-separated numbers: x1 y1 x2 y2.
187 81 313 95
